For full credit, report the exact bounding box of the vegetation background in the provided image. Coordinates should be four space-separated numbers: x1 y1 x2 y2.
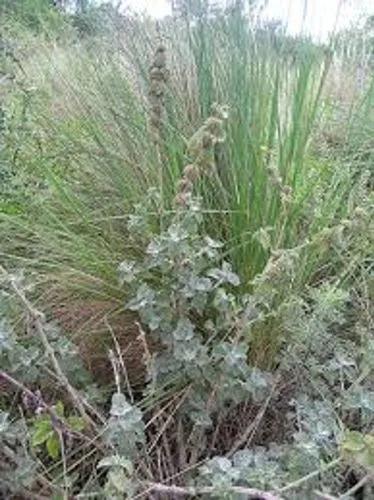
0 1 373 498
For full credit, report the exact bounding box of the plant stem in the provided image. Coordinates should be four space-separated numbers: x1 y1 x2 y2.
278 458 342 493
146 482 283 500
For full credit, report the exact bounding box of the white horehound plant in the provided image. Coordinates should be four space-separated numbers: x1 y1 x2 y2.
122 193 272 405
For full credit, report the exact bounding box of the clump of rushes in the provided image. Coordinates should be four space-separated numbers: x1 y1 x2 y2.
175 104 229 207
148 44 169 146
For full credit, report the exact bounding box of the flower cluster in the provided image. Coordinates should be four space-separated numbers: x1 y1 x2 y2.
175 104 229 207
148 44 169 145
266 164 293 204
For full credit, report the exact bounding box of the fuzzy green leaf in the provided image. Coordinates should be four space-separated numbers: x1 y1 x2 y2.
110 393 133 418
106 468 128 492
98 455 133 474
173 318 195 341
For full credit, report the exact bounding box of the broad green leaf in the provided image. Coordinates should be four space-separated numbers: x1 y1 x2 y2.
341 431 366 452
364 434 374 449
359 434 374 471
46 433 60 459
361 447 374 470
31 422 52 447
34 416 51 428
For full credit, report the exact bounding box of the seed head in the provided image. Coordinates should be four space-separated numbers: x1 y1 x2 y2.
202 133 214 149
178 178 193 194
281 185 293 204
205 117 224 138
150 67 166 81
353 206 366 219
149 81 164 97
211 102 230 120
174 192 190 208
149 43 168 145
183 164 200 182
153 45 167 68
282 185 292 197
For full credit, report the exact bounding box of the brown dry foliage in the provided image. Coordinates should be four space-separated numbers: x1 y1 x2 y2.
52 299 156 387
